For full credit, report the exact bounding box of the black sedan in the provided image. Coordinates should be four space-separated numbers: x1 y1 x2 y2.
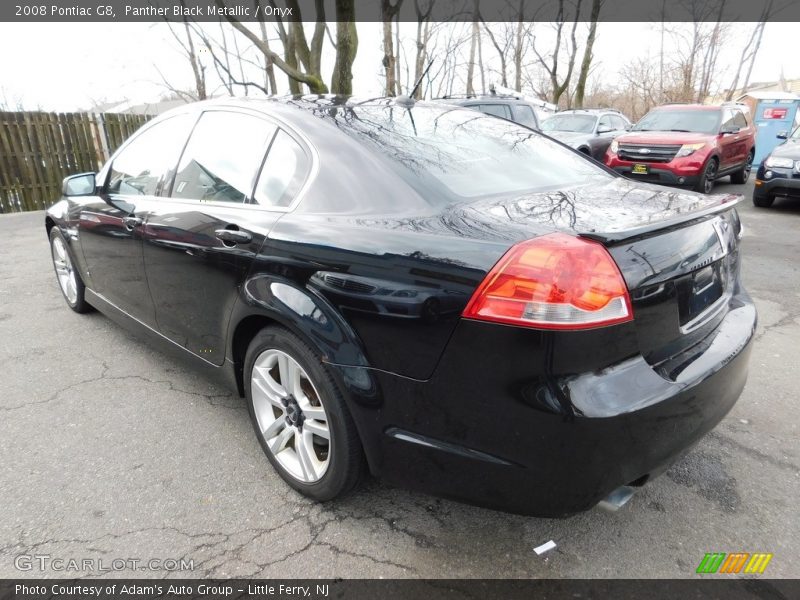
753 126 800 207
46 97 756 516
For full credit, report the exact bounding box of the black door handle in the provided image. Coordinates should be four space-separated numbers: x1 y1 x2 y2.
122 215 143 229
215 228 252 245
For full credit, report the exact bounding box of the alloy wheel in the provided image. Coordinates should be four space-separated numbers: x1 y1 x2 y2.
251 349 331 483
52 236 78 304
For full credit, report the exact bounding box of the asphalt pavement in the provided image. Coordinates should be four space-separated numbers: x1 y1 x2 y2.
0 177 798 578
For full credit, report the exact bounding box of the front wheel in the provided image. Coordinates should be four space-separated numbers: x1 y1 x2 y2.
753 193 774 208
49 227 91 313
693 157 718 194
244 326 364 501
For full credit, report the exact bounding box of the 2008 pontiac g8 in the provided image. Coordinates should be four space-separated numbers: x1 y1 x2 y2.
46 97 756 516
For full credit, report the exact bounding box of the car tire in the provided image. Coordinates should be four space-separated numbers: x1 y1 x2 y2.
753 194 774 208
730 150 754 184
244 325 364 501
694 157 718 194
49 227 91 313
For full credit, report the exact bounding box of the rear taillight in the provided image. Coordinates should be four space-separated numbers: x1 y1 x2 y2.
463 233 632 330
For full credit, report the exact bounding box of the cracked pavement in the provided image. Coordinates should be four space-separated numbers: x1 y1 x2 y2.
1 178 798 579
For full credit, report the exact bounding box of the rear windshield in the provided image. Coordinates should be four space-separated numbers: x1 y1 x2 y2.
634 109 721 134
541 114 597 133
314 103 610 202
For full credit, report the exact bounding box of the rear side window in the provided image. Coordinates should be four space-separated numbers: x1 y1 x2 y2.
611 115 628 130
172 111 276 203
720 109 737 132
733 109 748 129
475 104 512 119
254 130 311 208
107 114 196 196
513 105 538 129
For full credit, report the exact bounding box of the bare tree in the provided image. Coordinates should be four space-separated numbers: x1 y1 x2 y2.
331 0 358 94
381 0 403 96
531 0 583 106
482 21 511 88
214 0 357 95
412 0 434 98
159 0 207 102
574 0 603 108
726 1 773 100
465 0 480 96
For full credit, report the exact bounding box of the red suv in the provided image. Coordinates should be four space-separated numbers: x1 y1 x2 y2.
605 104 756 193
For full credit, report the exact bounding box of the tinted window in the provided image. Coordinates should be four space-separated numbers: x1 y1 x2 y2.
513 105 539 129
541 114 596 133
475 104 512 119
634 109 721 134
107 114 195 196
254 130 310 208
314 104 611 202
733 109 748 128
172 111 276 203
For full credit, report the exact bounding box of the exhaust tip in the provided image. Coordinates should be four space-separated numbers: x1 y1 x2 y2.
598 485 636 512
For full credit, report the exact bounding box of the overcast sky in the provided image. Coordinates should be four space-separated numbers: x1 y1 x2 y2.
0 21 796 111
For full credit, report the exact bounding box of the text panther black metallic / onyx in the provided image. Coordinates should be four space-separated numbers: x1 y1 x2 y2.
46 97 755 516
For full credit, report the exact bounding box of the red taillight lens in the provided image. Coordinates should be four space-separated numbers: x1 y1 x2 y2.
463 233 632 330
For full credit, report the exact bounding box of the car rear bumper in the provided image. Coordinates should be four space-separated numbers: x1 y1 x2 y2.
367 290 756 516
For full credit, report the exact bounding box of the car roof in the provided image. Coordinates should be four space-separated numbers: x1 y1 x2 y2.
656 104 723 111
433 95 536 105
557 108 613 114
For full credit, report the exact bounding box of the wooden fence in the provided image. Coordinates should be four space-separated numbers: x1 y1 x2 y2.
0 111 151 213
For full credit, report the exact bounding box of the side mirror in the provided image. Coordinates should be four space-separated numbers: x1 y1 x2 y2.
597 126 612 134
625 124 632 131
776 131 788 140
62 172 96 197
720 126 740 135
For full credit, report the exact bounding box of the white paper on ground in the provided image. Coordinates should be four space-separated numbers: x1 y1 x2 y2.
534 540 557 555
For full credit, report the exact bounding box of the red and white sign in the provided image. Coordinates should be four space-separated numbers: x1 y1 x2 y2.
762 108 788 120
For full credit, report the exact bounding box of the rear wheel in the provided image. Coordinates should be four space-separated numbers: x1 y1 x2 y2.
753 193 774 208
694 157 718 194
730 150 754 184
49 227 90 313
244 326 364 501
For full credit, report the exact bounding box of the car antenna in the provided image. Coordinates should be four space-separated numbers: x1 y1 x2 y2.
395 59 435 109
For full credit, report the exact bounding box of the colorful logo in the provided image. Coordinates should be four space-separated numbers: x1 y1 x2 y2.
696 552 773 574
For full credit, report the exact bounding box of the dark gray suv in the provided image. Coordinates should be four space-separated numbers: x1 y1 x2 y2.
433 93 542 130
541 109 631 161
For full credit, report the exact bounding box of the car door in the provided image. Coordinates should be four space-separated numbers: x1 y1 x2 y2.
731 108 750 165
142 109 298 365
78 113 198 325
591 114 617 160
718 108 740 171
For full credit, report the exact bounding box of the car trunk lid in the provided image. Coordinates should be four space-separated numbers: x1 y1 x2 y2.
457 178 743 375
